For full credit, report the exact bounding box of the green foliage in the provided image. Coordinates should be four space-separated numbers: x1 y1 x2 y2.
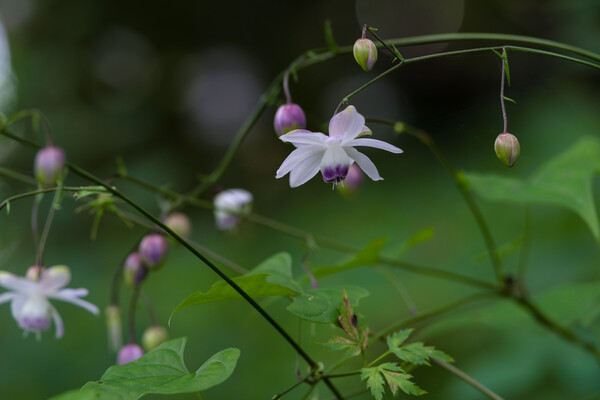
361 362 426 399
311 237 387 279
387 329 453 366
322 290 369 356
466 136 600 241
50 338 239 400
286 285 369 323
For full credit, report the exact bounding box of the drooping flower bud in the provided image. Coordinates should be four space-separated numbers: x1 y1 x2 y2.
494 132 520 167
26 265 42 281
105 305 122 351
123 252 147 287
353 38 378 72
142 325 169 351
34 146 66 186
338 164 364 197
139 234 169 269
117 343 144 365
274 103 306 136
163 212 191 238
213 189 253 230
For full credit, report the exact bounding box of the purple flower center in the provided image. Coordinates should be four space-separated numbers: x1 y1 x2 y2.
19 316 51 331
321 164 349 183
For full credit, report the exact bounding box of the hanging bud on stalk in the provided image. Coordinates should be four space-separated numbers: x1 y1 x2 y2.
117 343 144 365
163 212 192 238
273 103 306 136
105 305 123 351
213 189 253 230
494 132 520 167
353 38 378 71
142 325 169 351
34 146 65 186
122 252 147 287
139 234 169 270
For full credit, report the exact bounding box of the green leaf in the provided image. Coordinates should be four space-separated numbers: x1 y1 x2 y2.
362 366 386 400
250 252 302 292
466 136 600 241
171 273 300 321
324 20 339 54
116 156 127 176
392 342 453 366
396 228 434 258
473 235 523 263
311 237 387 279
361 363 425 399
321 290 369 356
50 338 239 400
503 49 511 86
287 285 369 323
503 95 517 104
386 329 413 350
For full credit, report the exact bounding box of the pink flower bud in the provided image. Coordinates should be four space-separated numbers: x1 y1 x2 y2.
274 103 306 136
338 164 364 197
117 344 144 365
123 252 147 287
139 234 168 269
494 132 520 167
353 38 378 72
34 146 66 186
142 325 169 351
163 212 191 238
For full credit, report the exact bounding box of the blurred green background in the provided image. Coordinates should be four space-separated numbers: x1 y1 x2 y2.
1 0 600 399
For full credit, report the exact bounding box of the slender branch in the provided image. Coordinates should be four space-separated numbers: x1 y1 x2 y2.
322 371 361 379
434 359 504 400
0 166 37 186
272 369 317 400
500 48 508 133
37 185 62 266
0 186 109 211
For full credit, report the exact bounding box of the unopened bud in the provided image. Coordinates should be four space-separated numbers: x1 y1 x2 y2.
214 189 253 230
123 252 147 287
142 325 169 351
274 103 306 136
353 38 378 72
338 164 363 197
26 265 42 281
139 234 168 269
105 305 122 351
117 343 144 365
34 146 66 186
163 212 191 238
494 132 520 167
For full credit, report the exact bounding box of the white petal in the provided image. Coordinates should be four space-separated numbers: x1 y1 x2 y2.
10 294 25 321
39 265 71 293
0 292 17 305
345 147 383 181
320 145 352 183
0 272 36 294
288 150 324 187
50 304 64 339
328 106 365 141
51 291 100 315
346 137 403 153
56 288 88 297
279 131 328 147
276 145 324 179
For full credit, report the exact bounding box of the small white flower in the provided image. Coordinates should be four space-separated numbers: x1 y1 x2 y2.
0 265 99 339
276 105 403 187
213 189 253 230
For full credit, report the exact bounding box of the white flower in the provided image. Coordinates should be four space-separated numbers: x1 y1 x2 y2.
276 105 403 187
0 265 99 339
213 189 253 230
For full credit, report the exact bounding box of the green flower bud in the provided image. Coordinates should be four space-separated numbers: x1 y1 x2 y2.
494 132 520 167
353 38 378 72
142 325 169 351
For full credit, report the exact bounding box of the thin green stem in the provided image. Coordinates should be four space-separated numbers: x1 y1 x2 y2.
322 371 361 379
369 119 505 286
367 351 391 367
37 185 62 266
0 186 108 211
433 359 504 400
0 166 38 186
272 370 317 400
500 48 508 133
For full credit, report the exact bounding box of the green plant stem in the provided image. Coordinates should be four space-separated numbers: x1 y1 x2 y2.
272 370 317 400
433 359 504 400
514 296 600 362
367 351 391 367
369 119 505 286
0 186 108 211
0 166 38 186
37 185 62 266
322 371 361 379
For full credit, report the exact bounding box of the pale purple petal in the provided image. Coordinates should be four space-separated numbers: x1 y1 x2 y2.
50 304 64 338
279 131 328 147
328 106 365 141
345 147 383 181
10 295 25 321
320 145 352 183
0 292 17 305
55 288 88 298
39 266 71 293
0 272 36 293
50 291 100 315
289 151 324 187
276 145 324 179
346 137 403 153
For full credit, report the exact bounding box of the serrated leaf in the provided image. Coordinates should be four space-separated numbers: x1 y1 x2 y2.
49 338 239 400
310 237 387 279
381 366 426 396
323 336 363 357
466 136 600 241
287 285 369 323
361 366 386 400
393 342 453 366
386 329 413 350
